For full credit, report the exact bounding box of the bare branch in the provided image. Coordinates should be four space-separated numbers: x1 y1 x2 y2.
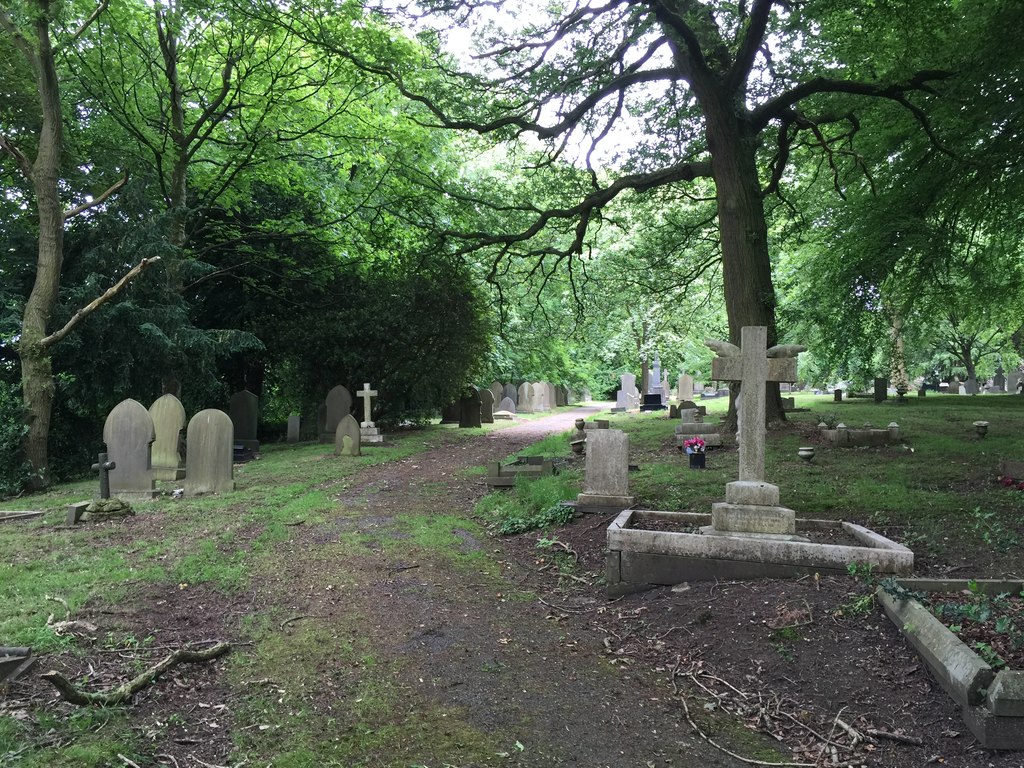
0 132 33 179
42 257 162 349
63 175 128 220
728 0 774 90
59 0 110 50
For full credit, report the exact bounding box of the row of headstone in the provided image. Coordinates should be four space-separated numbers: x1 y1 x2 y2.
612 373 640 412
461 381 566 423
104 396 235 500
317 383 384 443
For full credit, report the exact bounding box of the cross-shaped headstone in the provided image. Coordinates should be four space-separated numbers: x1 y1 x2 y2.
357 383 377 428
91 452 117 500
706 326 805 482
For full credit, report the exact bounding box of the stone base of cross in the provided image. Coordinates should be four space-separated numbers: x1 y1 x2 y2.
704 326 805 536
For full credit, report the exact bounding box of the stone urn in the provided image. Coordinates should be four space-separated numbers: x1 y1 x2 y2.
798 446 815 462
973 420 989 438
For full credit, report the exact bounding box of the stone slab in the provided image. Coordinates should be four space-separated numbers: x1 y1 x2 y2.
66 502 89 526
961 705 1024 750
711 502 796 534
725 481 780 507
674 433 723 448
576 493 634 515
988 670 1024 717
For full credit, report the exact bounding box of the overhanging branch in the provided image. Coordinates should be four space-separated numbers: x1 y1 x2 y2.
63 175 128 220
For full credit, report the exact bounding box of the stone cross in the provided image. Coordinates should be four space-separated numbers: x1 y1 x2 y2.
357 383 377 428
91 452 116 500
706 326 805 482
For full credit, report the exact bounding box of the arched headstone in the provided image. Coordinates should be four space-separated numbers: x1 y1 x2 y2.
335 414 361 456
480 388 495 424
103 399 157 500
321 385 352 442
459 388 482 428
149 394 185 481
184 409 235 496
229 390 259 450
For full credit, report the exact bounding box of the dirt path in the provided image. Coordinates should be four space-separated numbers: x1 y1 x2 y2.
258 407 743 767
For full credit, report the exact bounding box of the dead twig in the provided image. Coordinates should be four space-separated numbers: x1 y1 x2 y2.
866 728 922 746
118 754 142 768
280 615 323 629
390 564 420 572
537 597 598 614
835 716 866 747
40 642 230 706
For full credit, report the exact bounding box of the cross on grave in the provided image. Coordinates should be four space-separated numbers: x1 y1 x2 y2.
357 383 377 429
706 326 805 483
91 452 117 500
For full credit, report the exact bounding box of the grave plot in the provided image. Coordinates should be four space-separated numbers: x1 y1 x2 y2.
485 455 558 487
876 578 1024 749
820 421 902 446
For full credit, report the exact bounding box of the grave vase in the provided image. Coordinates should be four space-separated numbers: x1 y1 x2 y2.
687 451 706 469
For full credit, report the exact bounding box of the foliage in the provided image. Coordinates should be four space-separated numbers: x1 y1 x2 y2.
0 380 30 496
476 471 580 536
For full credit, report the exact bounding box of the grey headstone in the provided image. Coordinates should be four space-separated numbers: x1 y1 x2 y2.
184 409 235 496
334 413 361 456
581 429 630 498
480 388 495 423
517 383 534 413
441 402 460 423
103 399 156 501
287 414 300 443
489 382 504 406
503 383 518 405
459 388 482 428
498 396 516 413
322 385 352 441
965 377 979 395
677 374 694 403
873 378 887 403
229 390 259 450
149 394 185 481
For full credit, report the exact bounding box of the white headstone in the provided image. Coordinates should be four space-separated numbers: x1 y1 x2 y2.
357 383 377 428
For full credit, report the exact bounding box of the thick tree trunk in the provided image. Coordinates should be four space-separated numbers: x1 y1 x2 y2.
704 103 785 427
19 7 65 488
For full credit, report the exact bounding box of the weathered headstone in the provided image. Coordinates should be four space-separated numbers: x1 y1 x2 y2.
576 429 634 514
321 385 352 442
489 382 504 406
503 383 518 405
440 402 460 423
91 452 116 499
184 409 235 496
533 381 550 412
357 383 383 443
103 399 157 501
873 378 887 403
287 414 300 443
650 354 663 397
994 366 1006 392
459 388 483 428
229 390 260 451
517 383 534 413
677 374 694 403
1009 371 1024 394
498 396 516 414
149 394 185 481
705 327 804 535
335 413 361 456
965 377 979 395
479 388 495 423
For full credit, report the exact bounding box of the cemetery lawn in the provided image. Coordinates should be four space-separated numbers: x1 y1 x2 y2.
1 395 1022 767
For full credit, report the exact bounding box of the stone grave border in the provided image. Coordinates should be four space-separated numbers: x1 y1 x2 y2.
605 510 912 596
485 456 559 487
0 511 44 524
876 578 1024 749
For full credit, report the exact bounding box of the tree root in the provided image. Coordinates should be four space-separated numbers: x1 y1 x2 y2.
40 642 230 706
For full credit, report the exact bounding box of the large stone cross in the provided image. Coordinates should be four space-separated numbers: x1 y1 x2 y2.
357 383 377 428
706 326 805 482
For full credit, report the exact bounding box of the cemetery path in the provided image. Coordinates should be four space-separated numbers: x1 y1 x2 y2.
259 406 745 767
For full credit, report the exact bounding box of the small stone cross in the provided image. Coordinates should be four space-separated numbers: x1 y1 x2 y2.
91 452 116 499
706 326 805 483
357 383 377 428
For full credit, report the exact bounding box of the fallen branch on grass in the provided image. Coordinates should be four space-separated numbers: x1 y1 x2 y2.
866 728 922 746
40 642 230 706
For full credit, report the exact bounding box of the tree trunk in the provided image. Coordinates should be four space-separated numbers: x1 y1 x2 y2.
19 6 65 488
704 100 785 427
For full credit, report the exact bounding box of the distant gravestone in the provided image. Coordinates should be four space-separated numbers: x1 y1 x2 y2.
321 385 352 442
548 382 559 409
517 383 534 413
965 377 979 395
149 394 185 481
1009 371 1024 394
287 414 300 443
503 383 518 405
489 382 504 406
575 429 633 514
532 382 549 412
677 374 694 403
459 388 482 428
229 390 259 450
873 378 887 403
357 383 383 443
994 367 1006 392
184 409 235 496
498 396 516 414
335 413 361 456
480 388 495 423
441 402 460 423
103 399 157 501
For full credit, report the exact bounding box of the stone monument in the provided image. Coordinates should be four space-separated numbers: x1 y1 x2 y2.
229 389 259 451
103 399 157 501
335 413 361 456
575 429 634 514
149 394 185 481
321 385 352 442
184 409 235 496
357 383 383 443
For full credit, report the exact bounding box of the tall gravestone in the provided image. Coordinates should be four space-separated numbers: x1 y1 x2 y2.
184 409 235 496
321 385 352 442
287 414 301 443
517 383 534 413
547 382 558 410
459 388 482 428
479 388 495 424
357 383 383 443
503 383 518 405
677 374 694 403
335 414 361 456
229 390 260 451
489 382 504 406
104 399 157 501
575 429 634 514
149 394 186 481
531 382 548 412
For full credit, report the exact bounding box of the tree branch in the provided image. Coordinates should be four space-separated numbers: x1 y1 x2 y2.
42 256 162 349
63 175 128 220
0 132 33 179
728 0 774 90
58 0 110 50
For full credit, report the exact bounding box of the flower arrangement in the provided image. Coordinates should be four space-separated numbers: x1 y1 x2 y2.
683 437 705 454
999 475 1024 491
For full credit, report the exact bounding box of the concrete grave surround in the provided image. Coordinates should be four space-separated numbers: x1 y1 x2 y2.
228 390 259 451
502 383 518 405
479 388 495 424
517 383 534 413
149 394 186 481
576 428 633 514
103 399 157 501
335 414 361 456
459 388 483 428
498 396 516 414
184 409 235 496
322 385 352 442
357 383 384 443
287 414 300 443
705 326 803 535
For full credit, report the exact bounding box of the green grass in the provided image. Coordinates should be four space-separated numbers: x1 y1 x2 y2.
475 471 581 535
